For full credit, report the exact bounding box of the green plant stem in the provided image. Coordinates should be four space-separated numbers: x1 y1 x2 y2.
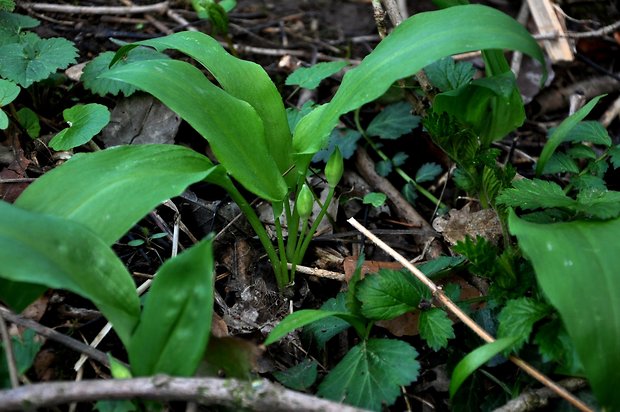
294 186 336 269
353 109 446 208
285 196 301 262
290 217 309 276
273 211 291 288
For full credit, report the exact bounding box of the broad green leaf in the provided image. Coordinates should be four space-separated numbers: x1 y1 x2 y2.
286 61 348 90
102 59 286 202
563 121 611 147
0 33 77 87
363 192 387 207
293 4 545 167
16 144 216 245
542 152 579 175
0 12 38 33
509 211 620 409
424 57 475 91
303 293 351 349
0 330 42 388
567 144 597 160
0 201 140 345
0 78 19 105
82 49 169 97
357 269 425 320
419 308 455 351
265 310 364 346
366 102 420 139
0 110 8 129
449 337 518 398
496 179 574 211
497 297 550 351
574 188 620 220
110 32 292 179
317 338 420 411
273 359 318 391
16 107 39 138
536 95 604 176
129 237 214 376
416 162 442 183
49 103 110 150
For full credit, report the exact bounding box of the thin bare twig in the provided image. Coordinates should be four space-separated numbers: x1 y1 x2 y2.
19 2 169 15
493 378 588 412
0 310 19 388
534 19 620 40
346 218 593 412
0 375 367 411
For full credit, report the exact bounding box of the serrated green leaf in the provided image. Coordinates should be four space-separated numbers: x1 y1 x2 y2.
303 293 351 349
312 127 361 163
49 103 110 150
415 162 442 183
0 33 77 87
509 210 620 409
82 49 169 97
366 102 420 139
496 179 574 210
542 152 579 175
16 144 216 245
534 319 583 375
402 182 418 204
608 145 620 169
392 152 408 167
129 237 214 376
273 359 318 391
419 308 455 351
417 255 466 278
571 174 607 192
536 95 604 176
0 0 15 12
0 79 19 106
497 297 550 351
285 61 348 90
567 144 597 160
317 338 420 411
449 337 518 398
0 201 140 346
363 192 387 207
16 107 39 138
375 159 392 176
0 12 38 39
424 56 475 92
563 121 611 147
357 269 426 320
453 236 498 278
575 188 620 219
481 165 504 205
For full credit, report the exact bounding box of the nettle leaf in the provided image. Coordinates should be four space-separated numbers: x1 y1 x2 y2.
509 211 620 409
563 121 611 147
363 192 387 208
542 152 579 175
286 61 348 90
415 162 442 183
375 159 392 176
273 358 318 391
453 236 498 278
608 145 620 169
0 33 78 88
366 102 420 139
317 338 420 411
571 174 607 193
49 104 110 150
496 179 574 210
534 319 583 375
567 144 597 160
82 49 169 97
575 188 620 219
312 127 361 163
129 237 214 376
497 297 550 351
357 269 426 320
16 107 39 138
419 308 455 351
392 152 408 167
303 293 351 349
424 57 475 92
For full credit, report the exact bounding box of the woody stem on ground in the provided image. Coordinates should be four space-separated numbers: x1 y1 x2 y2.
347 217 594 412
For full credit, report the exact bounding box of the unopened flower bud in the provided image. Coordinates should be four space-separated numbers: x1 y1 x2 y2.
325 147 344 187
296 184 313 220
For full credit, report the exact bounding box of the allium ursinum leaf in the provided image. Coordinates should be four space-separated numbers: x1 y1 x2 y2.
317 338 420 411
415 162 442 183
608 145 620 169
424 56 475 92
542 152 579 175
574 188 620 219
495 179 574 210
303 293 350 349
82 49 169 97
312 127 360 163
497 297 550 351
419 308 455 351
0 33 77 88
366 101 420 140
357 269 427 320
285 61 348 90
562 121 611 147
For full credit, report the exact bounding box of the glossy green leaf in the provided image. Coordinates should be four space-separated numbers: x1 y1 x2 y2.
0 201 140 345
16 107 39 138
49 103 110 150
286 61 348 90
509 210 620 409
129 237 214 376
101 59 286 201
536 95 604 176
110 31 292 179
449 337 518 398
317 338 420 411
293 4 545 167
16 144 216 245
357 269 425 320
366 102 420 139
419 308 455 351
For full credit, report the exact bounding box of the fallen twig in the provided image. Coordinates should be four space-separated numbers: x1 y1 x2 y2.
493 378 588 412
19 2 169 15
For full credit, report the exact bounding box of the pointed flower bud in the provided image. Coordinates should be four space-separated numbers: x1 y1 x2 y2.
325 147 344 187
296 184 313 220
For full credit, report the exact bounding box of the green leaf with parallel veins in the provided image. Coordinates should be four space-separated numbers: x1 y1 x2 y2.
419 308 455 351
424 57 475 92
367 102 420 140
496 179 574 210
497 297 550 351
129 237 214 376
49 103 110 150
273 359 318 391
357 269 425 320
16 107 39 138
0 201 140 346
509 210 620 409
415 162 442 183
318 338 420 411
0 33 77 87
286 61 348 90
